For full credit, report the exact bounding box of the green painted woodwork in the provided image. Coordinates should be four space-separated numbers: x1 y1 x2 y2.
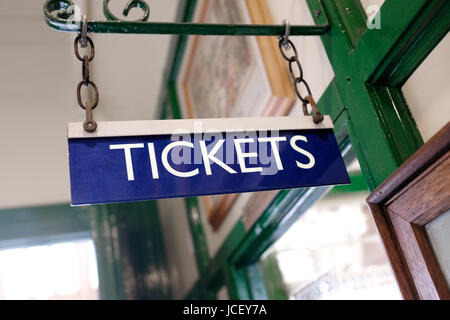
369 0 450 86
367 85 424 163
316 79 346 121
243 263 269 300
167 83 182 120
184 198 210 274
91 201 171 300
355 0 449 85
308 0 425 189
224 266 251 300
327 173 368 196
204 221 247 287
259 252 289 300
46 20 330 36
185 281 202 300
328 0 367 48
90 205 126 300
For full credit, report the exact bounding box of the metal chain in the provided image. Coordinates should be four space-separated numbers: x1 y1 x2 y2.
278 22 323 124
74 34 99 132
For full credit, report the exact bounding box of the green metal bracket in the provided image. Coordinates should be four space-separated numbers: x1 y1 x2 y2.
44 0 330 36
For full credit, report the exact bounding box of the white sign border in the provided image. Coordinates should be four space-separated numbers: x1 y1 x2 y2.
68 116 334 139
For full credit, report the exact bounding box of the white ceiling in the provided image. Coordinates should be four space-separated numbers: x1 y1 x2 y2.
0 0 178 209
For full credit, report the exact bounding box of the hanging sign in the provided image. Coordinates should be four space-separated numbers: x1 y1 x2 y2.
68 116 349 205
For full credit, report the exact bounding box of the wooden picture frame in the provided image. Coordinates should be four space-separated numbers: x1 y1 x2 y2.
366 122 450 300
176 0 295 231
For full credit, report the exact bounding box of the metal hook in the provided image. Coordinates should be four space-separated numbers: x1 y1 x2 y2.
305 95 324 124
280 19 291 50
80 15 88 48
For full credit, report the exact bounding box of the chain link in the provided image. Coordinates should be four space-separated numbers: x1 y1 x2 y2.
278 38 323 124
74 35 99 132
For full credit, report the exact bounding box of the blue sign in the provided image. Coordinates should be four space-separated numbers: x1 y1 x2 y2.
68 117 349 205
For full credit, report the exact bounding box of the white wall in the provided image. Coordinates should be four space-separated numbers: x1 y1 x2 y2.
266 0 335 107
0 0 79 209
88 0 179 122
425 209 450 287
403 33 450 142
0 0 177 209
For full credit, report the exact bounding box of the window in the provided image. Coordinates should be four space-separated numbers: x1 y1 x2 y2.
402 33 450 142
260 162 401 300
0 239 99 300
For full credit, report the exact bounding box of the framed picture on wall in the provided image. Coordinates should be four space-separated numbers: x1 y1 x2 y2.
176 0 295 231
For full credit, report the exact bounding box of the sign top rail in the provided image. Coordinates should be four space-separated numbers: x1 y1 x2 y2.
44 0 329 36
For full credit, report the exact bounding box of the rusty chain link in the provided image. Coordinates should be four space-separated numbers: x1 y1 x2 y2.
279 21 324 124
74 34 99 132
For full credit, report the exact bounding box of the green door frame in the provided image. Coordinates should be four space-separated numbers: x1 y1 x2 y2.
162 0 449 299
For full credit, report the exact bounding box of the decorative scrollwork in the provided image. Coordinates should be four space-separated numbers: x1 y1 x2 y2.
44 0 88 33
44 0 74 19
103 0 150 22
44 0 151 33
